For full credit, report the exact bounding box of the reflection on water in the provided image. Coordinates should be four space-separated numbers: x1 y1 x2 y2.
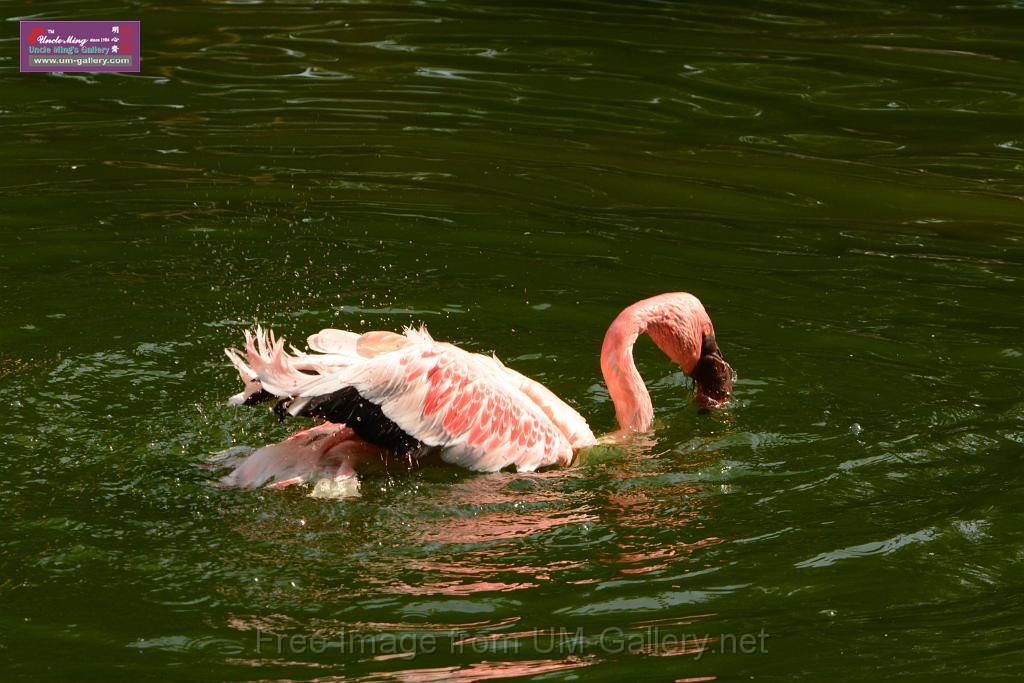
2 0 1024 680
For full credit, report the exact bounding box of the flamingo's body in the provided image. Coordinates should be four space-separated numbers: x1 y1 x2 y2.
220 292 733 494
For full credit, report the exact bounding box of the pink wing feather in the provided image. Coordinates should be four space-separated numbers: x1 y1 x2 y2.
232 327 594 472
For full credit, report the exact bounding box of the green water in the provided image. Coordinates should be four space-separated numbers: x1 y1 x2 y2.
2 1 1023 680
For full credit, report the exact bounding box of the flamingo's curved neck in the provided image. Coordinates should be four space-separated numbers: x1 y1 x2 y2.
599 295 709 432
600 309 654 432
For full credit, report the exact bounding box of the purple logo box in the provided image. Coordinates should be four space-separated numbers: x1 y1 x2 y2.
20 20 140 73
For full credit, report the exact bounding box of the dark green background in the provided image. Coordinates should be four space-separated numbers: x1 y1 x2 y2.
1 1 1022 680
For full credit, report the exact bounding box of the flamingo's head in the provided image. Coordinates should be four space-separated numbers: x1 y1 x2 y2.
688 331 734 409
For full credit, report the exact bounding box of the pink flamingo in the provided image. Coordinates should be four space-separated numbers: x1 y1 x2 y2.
219 292 733 497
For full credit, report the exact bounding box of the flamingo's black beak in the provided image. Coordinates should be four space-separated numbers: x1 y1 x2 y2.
689 333 734 409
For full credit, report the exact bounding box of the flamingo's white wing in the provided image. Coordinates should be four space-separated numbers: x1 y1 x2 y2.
397 329 594 451
237 330 575 472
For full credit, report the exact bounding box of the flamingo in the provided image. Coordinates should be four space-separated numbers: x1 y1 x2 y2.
218 292 733 497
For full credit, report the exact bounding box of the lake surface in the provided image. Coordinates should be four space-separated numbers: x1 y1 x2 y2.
2 1 1023 680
